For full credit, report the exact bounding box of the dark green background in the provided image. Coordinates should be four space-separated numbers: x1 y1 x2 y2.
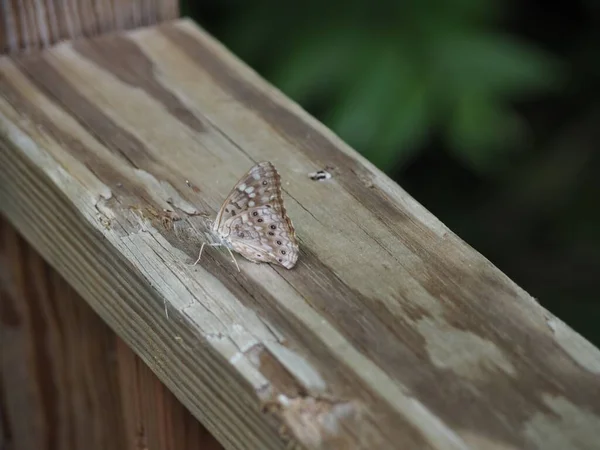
182 0 600 345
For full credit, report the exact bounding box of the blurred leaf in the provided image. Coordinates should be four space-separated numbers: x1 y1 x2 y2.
447 94 527 171
443 0 501 21
270 27 361 104
374 83 431 169
431 32 563 98
223 16 277 62
327 55 393 151
214 0 564 173
327 45 432 168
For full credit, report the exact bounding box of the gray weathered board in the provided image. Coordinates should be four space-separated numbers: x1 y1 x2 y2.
1 18 599 450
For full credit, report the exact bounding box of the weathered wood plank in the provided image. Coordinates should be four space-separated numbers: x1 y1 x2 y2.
0 0 179 53
0 218 224 450
1 18 599 450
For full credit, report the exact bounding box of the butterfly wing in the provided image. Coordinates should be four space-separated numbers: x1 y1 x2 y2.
224 205 299 269
213 161 286 232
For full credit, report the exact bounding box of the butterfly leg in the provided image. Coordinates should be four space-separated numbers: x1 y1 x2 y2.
224 246 241 272
193 242 228 266
193 242 207 266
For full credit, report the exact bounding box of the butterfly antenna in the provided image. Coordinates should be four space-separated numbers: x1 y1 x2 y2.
225 247 241 272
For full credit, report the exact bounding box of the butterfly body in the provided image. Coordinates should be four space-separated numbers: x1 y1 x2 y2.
208 162 299 269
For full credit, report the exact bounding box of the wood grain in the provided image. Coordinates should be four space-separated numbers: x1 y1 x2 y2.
1 18 599 450
0 0 178 53
0 218 224 450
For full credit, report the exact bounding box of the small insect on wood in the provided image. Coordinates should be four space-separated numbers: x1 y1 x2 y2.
308 169 333 181
194 162 299 271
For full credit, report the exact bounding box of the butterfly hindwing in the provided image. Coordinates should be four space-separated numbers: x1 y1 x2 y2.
224 205 299 269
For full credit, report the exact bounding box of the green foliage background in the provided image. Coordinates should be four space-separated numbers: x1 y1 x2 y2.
182 0 600 344
221 1 562 171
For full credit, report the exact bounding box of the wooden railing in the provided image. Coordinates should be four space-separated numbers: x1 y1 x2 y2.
2 2 600 449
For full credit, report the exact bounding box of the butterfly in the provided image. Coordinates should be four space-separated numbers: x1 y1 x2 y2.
194 162 299 270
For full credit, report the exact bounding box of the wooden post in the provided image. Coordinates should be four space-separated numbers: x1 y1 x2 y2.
1 0 178 53
0 221 224 450
2 3 600 450
1 2 222 450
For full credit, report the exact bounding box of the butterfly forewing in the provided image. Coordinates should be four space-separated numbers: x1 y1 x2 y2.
212 162 299 269
213 162 285 232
